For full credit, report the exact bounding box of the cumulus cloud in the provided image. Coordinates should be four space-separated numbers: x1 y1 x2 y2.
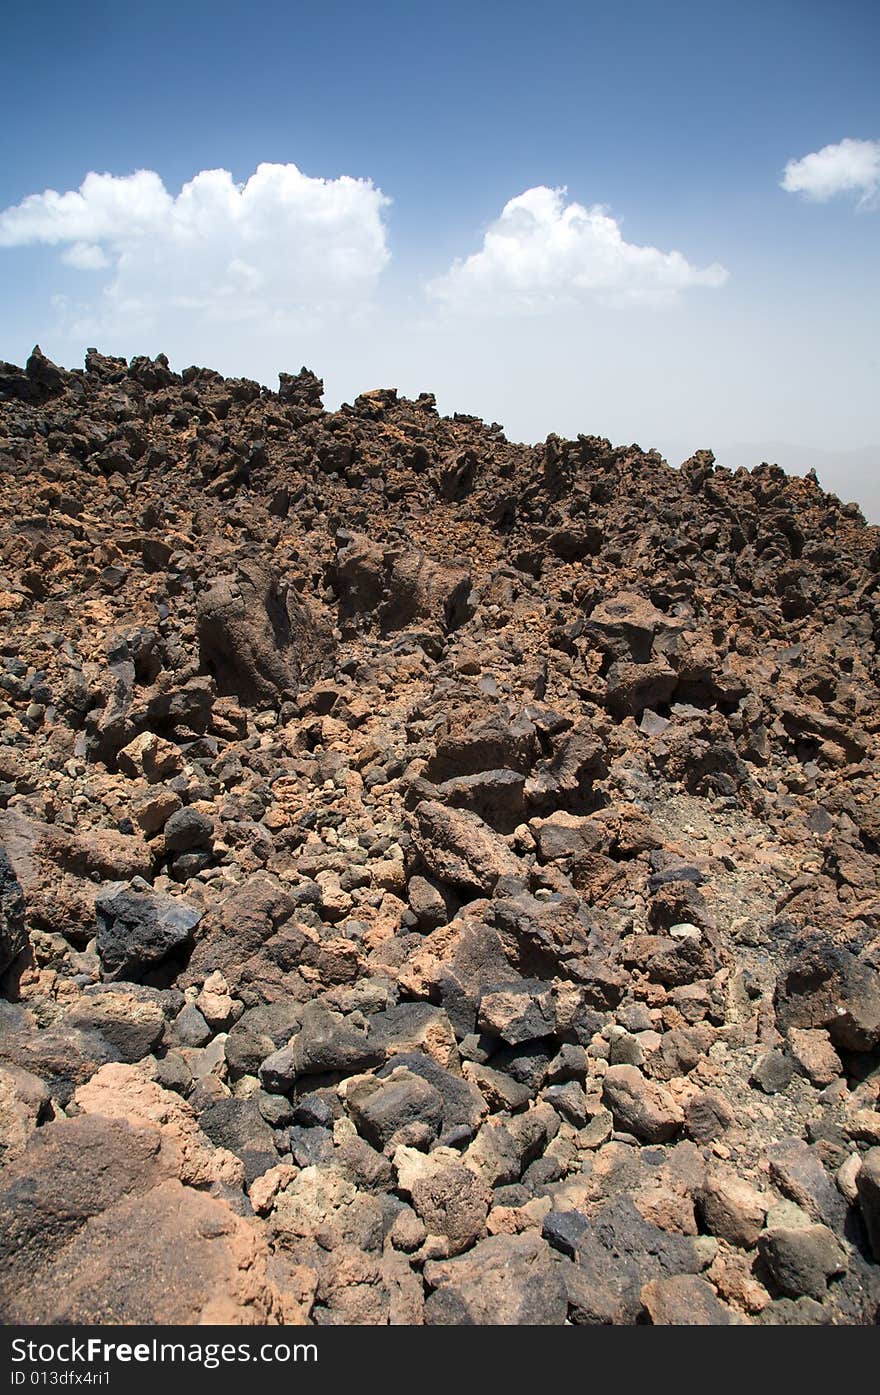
781 138 880 206
426 186 728 313
0 163 391 332
61 242 110 270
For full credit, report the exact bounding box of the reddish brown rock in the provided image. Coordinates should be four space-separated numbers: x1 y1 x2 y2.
1 344 879 1328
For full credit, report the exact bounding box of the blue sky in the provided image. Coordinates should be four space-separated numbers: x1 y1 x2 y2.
2 0 878 514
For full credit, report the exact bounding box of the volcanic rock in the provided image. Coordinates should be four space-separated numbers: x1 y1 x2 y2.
601 1065 684 1143
423 1232 567 1324
2 344 880 1326
197 561 330 705
0 846 27 977
95 882 203 979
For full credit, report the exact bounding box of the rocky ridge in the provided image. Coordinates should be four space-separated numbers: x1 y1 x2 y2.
0 344 879 1325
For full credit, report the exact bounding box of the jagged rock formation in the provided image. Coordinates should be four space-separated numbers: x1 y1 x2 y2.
0 345 879 1325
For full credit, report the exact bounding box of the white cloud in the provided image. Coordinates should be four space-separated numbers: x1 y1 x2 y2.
781 138 880 206
426 186 728 313
0 163 391 332
61 242 110 270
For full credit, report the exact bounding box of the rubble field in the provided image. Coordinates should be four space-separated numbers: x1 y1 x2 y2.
0 344 879 1325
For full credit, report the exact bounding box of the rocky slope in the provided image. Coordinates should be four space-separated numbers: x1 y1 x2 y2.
0 344 879 1325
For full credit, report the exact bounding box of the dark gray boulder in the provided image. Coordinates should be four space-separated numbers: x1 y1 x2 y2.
0 846 27 977
95 882 203 980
